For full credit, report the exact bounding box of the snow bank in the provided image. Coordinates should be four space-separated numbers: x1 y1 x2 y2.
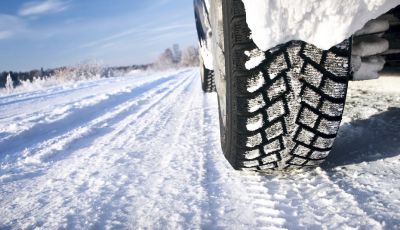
0 76 100 96
0 70 146 97
241 0 399 51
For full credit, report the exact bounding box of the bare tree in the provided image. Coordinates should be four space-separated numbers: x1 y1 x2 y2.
180 46 199 67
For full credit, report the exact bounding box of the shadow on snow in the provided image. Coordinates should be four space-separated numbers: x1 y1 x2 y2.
323 107 400 168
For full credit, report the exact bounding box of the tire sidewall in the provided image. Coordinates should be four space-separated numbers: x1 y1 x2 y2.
218 0 237 168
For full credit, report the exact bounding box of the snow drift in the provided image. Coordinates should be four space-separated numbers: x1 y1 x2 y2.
241 0 400 51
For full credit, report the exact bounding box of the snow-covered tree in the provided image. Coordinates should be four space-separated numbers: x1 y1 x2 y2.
180 46 199 67
172 44 182 64
153 45 200 69
154 48 175 69
76 59 103 80
5 73 14 94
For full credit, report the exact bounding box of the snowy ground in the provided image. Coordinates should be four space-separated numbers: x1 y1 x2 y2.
0 68 399 229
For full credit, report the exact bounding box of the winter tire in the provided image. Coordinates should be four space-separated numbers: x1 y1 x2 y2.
200 56 216 93
217 0 351 171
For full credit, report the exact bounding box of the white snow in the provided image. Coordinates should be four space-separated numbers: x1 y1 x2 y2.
246 114 264 131
241 0 400 51
245 49 265 70
246 72 265 93
0 69 399 229
199 40 214 70
352 36 389 57
353 56 386 80
354 18 390 36
351 17 390 80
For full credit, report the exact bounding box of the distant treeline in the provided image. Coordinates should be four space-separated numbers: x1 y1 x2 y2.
0 44 198 89
0 64 150 88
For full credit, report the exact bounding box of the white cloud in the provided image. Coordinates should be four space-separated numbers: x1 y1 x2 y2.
0 31 12 39
18 0 69 17
79 23 193 49
0 14 25 40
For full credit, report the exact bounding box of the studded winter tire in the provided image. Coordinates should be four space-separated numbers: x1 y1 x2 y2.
216 0 351 171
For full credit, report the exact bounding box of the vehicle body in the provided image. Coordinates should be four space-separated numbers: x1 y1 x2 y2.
194 0 400 171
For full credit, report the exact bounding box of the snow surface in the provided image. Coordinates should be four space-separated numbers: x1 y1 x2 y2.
241 0 400 51
0 69 399 229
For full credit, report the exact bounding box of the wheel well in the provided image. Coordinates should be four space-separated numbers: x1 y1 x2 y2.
383 4 400 69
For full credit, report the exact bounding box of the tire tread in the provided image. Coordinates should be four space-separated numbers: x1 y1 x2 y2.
223 0 351 171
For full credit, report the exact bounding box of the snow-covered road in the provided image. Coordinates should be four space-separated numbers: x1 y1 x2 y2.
0 69 399 229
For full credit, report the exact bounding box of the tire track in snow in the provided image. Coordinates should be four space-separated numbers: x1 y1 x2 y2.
0 71 185 144
240 175 287 230
199 91 263 229
119 73 205 228
66 71 198 228
0 70 197 229
194 79 289 230
64 71 199 228
0 77 124 135
0 70 189 154
102 70 196 147
0 71 186 158
0 70 194 184
250 169 382 229
62 71 206 228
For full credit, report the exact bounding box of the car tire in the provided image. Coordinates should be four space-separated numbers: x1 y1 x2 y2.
200 56 216 93
217 0 352 171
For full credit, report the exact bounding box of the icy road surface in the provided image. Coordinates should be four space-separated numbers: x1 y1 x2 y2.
0 69 399 229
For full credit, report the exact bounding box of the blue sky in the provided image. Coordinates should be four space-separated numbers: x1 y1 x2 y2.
0 0 197 71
